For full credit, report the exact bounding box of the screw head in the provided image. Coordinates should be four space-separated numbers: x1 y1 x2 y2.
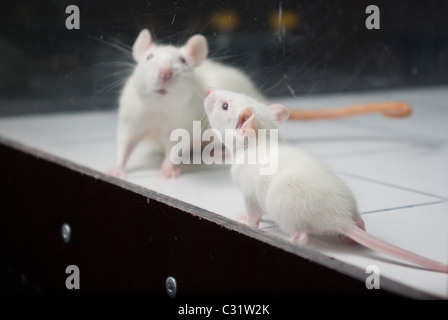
61 223 71 243
165 276 177 299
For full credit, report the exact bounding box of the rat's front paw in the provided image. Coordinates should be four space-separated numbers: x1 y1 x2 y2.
106 166 126 178
159 160 181 179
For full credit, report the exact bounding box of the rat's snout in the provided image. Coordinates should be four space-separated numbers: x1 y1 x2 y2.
158 67 173 80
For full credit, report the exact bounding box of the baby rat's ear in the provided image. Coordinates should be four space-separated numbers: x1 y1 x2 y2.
268 104 289 124
132 29 153 62
237 107 256 135
183 35 208 67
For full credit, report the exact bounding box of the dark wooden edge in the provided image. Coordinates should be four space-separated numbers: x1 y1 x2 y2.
0 134 438 300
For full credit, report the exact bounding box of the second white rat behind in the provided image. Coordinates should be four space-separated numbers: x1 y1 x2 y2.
204 87 448 273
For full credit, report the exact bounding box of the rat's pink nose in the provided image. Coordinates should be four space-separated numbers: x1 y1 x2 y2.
159 68 172 80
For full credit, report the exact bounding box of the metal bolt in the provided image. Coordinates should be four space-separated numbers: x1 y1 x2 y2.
165 276 177 299
61 223 71 243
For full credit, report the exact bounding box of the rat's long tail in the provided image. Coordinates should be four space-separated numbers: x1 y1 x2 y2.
340 225 448 273
288 101 412 121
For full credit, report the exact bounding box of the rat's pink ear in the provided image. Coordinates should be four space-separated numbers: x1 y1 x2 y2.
183 35 208 67
268 104 289 124
237 107 256 135
132 29 153 62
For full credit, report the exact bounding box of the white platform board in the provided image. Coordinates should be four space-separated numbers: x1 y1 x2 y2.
1 86 447 298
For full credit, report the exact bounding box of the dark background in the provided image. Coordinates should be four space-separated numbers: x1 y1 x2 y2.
0 0 447 115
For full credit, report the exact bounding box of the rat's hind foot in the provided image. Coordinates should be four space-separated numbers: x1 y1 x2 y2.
289 232 308 245
247 215 261 228
236 212 260 228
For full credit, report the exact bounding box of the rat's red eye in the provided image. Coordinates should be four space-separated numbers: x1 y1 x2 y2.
222 102 229 111
146 53 154 60
179 56 187 64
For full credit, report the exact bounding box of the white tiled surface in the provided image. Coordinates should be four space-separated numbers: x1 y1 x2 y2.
0 86 447 298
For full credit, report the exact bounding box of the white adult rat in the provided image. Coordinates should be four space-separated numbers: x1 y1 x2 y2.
204 87 448 273
107 29 264 178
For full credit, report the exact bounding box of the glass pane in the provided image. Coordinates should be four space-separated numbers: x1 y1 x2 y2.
0 0 446 116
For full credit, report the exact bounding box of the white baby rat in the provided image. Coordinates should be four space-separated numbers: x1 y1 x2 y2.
204 87 448 273
107 29 264 178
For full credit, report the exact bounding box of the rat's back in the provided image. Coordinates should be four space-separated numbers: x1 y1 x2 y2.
265 144 359 234
195 60 265 102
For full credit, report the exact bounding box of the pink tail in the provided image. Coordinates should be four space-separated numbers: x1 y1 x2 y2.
341 225 448 273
